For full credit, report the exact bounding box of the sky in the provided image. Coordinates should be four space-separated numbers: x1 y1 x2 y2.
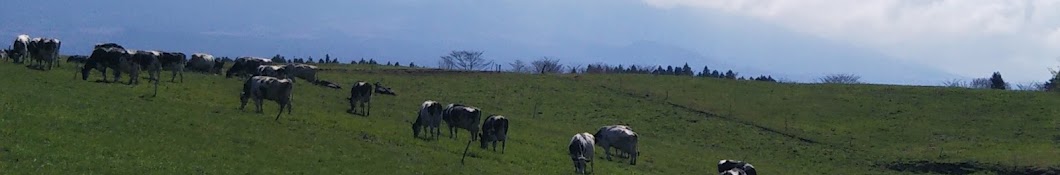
1 0 1058 85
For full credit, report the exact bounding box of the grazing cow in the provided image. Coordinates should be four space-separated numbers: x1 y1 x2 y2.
81 44 140 84
254 65 287 79
239 76 294 121
226 56 271 78
11 34 30 63
374 82 397 95
442 104 482 140
718 160 756 175
412 100 443 139
158 51 187 82
187 53 223 74
594 125 639 165
28 37 61 70
348 81 373 116
569 132 595 174
283 64 318 82
479 115 509 152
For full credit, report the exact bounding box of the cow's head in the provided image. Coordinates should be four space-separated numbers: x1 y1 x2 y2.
479 132 489 148
572 156 588 174
81 61 95 80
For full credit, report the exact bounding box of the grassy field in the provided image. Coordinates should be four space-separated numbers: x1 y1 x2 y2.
1 61 1057 174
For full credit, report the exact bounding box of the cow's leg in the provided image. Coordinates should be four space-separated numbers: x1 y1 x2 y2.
502 140 506 153
254 98 264 113
286 101 292 114
604 146 612 161
275 102 285 121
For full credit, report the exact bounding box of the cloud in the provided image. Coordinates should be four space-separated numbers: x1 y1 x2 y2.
642 0 1060 82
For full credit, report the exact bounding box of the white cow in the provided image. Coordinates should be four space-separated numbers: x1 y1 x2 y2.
594 125 639 165
412 100 444 139
239 76 294 121
569 132 595 174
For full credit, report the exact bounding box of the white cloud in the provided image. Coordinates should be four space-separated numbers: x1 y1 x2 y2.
642 0 1060 82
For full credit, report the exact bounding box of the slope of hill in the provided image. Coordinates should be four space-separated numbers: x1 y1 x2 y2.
0 62 1056 174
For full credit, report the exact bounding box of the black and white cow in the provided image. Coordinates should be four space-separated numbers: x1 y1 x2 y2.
159 51 186 82
239 76 294 121
130 50 163 96
374 82 397 95
28 37 61 70
312 80 342 89
254 65 287 79
283 64 317 83
594 125 639 165
412 100 443 139
479 115 509 152
718 160 756 175
442 104 482 140
569 132 595 174
226 56 271 78
66 55 89 64
187 53 223 74
348 81 373 116
10 34 30 63
81 43 140 84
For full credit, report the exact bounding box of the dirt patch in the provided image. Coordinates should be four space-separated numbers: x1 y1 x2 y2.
595 84 821 145
884 161 1060 175
318 68 504 76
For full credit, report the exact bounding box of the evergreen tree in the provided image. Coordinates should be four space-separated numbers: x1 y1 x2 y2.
989 72 1007 90
682 63 693 76
358 58 366 64
666 66 674 75
409 62 416 68
368 59 378 65
711 70 721 78
724 70 736 79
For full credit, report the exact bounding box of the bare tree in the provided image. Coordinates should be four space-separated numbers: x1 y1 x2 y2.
567 64 583 74
439 50 492 71
509 59 530 73
1014 82 1045 91
531 57 563 74
969 78 991 89
818 74 861 84
941 79 965 88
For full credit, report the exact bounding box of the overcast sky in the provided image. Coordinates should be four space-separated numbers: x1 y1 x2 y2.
2 0 1058 84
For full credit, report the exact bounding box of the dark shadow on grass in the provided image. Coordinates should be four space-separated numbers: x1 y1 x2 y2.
24 65 46 71
884 161 1060 175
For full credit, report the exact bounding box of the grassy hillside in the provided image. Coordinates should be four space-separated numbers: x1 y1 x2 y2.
1 62 1056 174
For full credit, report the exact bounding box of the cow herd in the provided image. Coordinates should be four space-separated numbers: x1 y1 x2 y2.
3 34 62 70
3 34 757 174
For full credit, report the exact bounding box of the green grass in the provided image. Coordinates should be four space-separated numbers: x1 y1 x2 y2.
1 62 1057 174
